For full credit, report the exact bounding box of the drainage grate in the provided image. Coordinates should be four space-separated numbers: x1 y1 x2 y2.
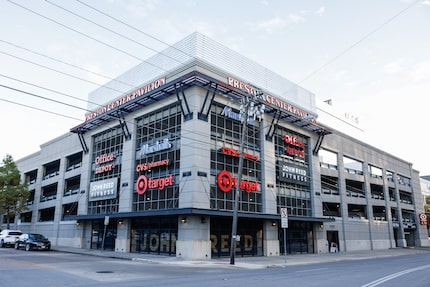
96 271 114 274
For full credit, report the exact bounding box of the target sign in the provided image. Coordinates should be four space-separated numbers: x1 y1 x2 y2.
419 213 428 225
217 170 232 192
216 170 259 193
136 175 148 195
136 174 174 195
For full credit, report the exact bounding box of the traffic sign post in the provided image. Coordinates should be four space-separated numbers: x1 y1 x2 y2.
280 208 288 262
102 216 109 251
281 207 288 228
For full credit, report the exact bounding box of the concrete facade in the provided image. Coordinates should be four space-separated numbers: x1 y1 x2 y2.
3 33 428 259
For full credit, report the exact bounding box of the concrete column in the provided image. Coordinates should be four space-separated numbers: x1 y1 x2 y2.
115 219 130 252
409 167 430 247
263 221 280 256
393 171 407 247
260 118 277 215
176 215 211 260
362 161 373 250
176 87 211 260
337 151 348 251
118 117 136 213
260 117 279 256
178 88 211 209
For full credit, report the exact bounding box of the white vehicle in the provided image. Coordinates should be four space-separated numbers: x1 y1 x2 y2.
0 229 22 248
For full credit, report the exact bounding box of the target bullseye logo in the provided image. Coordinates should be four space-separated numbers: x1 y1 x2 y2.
136 175 148 195
419 213 428 225
217 170 232 192
217 170 259 193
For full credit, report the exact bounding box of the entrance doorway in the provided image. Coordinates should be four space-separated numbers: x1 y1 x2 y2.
326 230 339 252
91 219 117 251
404 230 415 247
279 221 313 254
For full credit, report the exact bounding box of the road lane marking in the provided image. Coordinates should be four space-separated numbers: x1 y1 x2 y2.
361 264 430 287
296 268 329 273
3 257 53 269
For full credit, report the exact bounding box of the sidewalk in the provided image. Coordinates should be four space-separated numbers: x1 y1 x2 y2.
53 246 430 269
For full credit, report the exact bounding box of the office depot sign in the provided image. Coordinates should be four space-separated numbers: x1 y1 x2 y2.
284 135 305 158
95 153 116 174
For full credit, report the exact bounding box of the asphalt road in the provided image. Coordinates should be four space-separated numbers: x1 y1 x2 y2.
1 247 430 287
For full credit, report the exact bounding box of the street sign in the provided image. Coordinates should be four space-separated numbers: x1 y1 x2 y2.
104 216 110 226
281 207 288 228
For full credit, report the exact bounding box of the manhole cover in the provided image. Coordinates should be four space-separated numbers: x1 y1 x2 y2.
96 271 114 274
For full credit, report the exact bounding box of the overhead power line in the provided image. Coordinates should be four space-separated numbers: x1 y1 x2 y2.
293 0 421 88
0 50 126 94
0 82 221 153
0 84 88 112
0 39 134 88
1 1 311 157
0 97 82 121
0 74 103 108
7 0 167 72
45 0 186 66
75 0 193 59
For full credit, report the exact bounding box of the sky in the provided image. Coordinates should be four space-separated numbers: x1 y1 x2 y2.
0 0 429 175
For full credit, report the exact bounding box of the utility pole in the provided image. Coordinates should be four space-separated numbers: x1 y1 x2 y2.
230 92 264 265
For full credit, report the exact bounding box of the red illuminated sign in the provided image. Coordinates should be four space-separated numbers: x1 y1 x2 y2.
226 76 317 122
136 159 170 172
227 77 261 96
95 153 115 174
85 77 167 121
419 213 428 225
284 135 305 148
284 135 305 158
136 174 174 195
217 170 258 193
221 147 258 161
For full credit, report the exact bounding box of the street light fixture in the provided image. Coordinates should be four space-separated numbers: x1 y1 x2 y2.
230 91 264 265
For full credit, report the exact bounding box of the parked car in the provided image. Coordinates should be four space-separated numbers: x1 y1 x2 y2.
15 233 51 251
0 229 22 248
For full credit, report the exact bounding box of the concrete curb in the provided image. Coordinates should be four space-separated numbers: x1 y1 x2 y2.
53 247 430 270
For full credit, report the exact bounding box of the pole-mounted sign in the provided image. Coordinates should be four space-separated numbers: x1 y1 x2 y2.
281 207 289 228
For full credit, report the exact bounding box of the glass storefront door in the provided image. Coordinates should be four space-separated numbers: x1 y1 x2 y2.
91 219 117 251
279 221 313 254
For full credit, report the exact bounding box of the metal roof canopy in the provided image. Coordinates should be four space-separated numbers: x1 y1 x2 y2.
70 70 329 135
65 207 335 223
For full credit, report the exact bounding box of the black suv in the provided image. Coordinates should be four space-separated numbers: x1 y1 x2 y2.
15 233 51 251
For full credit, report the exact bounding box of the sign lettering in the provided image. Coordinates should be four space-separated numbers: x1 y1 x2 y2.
221 147 258 161
85 77 167 121
136 159 170 172
136 174 174 195
284 135 305 158
95 153 116 174
139 138 171 158
89 178 118 201
217 170 258 193
278 162 308 184
226 76 317 122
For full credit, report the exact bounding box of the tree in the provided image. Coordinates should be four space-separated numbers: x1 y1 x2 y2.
0 154 29 229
